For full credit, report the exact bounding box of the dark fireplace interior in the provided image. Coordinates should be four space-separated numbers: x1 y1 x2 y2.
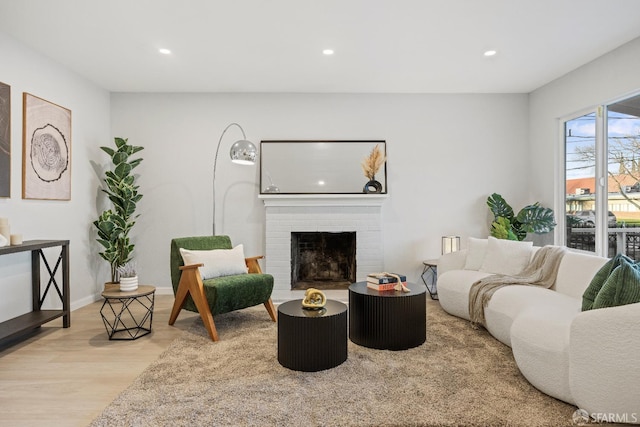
291 231 356 290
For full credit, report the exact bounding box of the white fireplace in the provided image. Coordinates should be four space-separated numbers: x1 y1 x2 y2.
260 194 387 301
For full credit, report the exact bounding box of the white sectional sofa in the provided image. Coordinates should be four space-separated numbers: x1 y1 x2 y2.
437 239 640 423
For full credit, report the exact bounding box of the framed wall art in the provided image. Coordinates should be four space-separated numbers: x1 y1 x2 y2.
22 93 71 200
0 82 10 198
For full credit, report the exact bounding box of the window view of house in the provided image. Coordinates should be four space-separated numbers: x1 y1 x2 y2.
565 94 640 259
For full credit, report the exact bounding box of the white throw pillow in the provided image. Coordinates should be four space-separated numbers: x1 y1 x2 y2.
463 237 488 270
480 236 533 276
179 245 248 279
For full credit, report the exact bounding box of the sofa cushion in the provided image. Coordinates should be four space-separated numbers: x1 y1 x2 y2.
480 237 533 276
581 253 630 310
437 270 492 320
177 273 274 315
592 257 640 310
202 274 274 315
484 285 580 347
463 237 488 270
552 251 608 300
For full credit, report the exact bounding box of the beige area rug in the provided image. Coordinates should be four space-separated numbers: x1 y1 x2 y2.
90 301 576 427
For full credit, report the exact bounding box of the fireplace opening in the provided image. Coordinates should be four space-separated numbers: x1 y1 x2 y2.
291 231 356 290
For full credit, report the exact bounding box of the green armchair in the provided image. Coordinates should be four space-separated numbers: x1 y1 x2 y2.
168 235 277 341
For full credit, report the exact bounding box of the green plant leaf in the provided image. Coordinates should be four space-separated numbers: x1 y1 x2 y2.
487 193 514 222
100 146 115 157
493 217 516 240
114 137 128 149
129 158 143 169
124 200 137 216
112 151 128 165
516 205 557 234
114 162 132 179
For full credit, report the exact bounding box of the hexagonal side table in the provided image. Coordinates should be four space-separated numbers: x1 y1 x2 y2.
100 285 155 340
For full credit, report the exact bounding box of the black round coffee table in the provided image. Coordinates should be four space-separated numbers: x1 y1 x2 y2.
348 281 426 350
277 299 348 372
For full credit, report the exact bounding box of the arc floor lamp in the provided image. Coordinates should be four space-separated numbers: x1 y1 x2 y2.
213 122 257 235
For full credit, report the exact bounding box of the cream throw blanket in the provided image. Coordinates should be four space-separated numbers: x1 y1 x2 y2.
468 245 567 327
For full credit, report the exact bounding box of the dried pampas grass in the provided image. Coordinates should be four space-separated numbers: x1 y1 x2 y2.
361 144 386 180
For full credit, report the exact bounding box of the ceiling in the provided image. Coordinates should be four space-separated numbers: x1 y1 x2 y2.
2 0 640 94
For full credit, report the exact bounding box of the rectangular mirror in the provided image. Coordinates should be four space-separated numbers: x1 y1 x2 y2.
260 140 387 194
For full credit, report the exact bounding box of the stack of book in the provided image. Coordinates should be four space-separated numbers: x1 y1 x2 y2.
366 273 407 291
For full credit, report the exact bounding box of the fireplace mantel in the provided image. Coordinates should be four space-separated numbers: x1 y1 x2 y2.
261 194 387 301
259 194 388 207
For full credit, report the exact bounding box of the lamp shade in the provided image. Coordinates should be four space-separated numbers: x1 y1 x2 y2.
442 236 460 255
230 139 257 165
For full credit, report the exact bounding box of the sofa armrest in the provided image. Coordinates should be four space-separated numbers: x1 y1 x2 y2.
437 249 468 276
569 302 640 417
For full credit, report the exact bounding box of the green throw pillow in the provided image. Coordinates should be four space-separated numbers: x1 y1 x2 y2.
592 257 640 310
582 253 632 311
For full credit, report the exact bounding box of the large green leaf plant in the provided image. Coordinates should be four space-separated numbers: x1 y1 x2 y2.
93 137 144 282
487 193 556 241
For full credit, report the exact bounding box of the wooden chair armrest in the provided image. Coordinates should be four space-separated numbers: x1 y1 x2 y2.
245 256 265 274
179 263 204 271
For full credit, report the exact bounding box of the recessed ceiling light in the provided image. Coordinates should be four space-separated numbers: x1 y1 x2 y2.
322 49 334 56
158 48 172 55
484 50 497 57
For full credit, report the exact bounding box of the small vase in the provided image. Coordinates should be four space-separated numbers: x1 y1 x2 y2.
363 177 382 194
119 276 139 292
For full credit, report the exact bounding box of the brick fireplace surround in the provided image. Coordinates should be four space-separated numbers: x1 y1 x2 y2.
260 194 387 301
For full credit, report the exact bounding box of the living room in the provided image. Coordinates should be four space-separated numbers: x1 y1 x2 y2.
1 1 640 425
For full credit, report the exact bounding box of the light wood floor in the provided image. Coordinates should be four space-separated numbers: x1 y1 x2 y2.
0 294 198 427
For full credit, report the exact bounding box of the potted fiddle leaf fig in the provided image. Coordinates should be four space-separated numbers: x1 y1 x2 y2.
93 137 144 285
487 193 556 241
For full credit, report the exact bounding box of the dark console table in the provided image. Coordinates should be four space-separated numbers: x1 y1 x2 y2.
0 240 70 346
349 281 426 350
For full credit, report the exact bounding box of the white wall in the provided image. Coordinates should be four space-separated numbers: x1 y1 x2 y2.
0 33 110 322
529 37 640 230
112 92 529 292
0 23 635 318
0 30 535 314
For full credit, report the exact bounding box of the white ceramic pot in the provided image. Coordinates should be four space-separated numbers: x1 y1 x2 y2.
119 276 139 292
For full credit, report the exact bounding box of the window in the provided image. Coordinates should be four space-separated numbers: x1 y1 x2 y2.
565 111 597 254
563 93 640 259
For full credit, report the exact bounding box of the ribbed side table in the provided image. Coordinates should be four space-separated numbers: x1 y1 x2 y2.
277 299 348 372
348 281 426 350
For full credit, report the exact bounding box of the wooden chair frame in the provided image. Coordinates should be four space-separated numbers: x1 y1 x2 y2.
168 255 277 341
